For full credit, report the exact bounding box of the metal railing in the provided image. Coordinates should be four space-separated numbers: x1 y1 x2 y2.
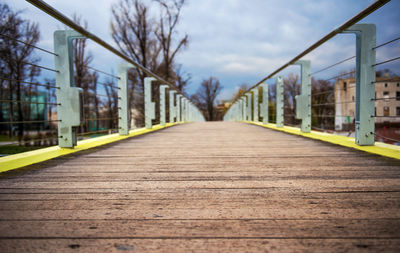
224 0 400 146
0 0 204 151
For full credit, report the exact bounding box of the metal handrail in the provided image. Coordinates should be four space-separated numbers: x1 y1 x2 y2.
26 0 194 103
227 0 390 107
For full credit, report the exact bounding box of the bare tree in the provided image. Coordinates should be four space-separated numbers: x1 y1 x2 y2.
111 0 190 126
154 0 188 82
0 3 40 142
72 15 95 133
111 0 161 126
311 78 334 129
192 76 222 121
283 73 300 125
172 64 191 93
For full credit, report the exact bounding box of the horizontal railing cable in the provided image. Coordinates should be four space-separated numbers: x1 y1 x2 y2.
77 129 118 136
312 115 352 118
0 99 59 106
226 0 390 108
372 97 399 101
312 101 355 106
0 33 58 56
0 120 60 124
87 66 120 79
373 35 400 49
374 133 400 143
311 56 356 76
1 136 59 146
97 81 119 89
22 61 59 73
373 56 400 67
0 76 59 89
84 117 118 122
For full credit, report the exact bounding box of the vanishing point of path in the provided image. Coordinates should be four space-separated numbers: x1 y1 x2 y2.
0 122 399 252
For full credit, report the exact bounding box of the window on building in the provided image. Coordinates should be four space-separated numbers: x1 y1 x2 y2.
352 96 354 102
343 82 347 91
397 91 400 101
383 106 390 116
397 107 400 116
383 91 390 102
385 83 388 87
397 83 400 87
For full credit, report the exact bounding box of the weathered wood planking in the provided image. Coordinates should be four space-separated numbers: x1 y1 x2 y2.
0 122 399 252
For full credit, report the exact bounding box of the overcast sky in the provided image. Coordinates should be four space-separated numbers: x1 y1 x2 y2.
5 0 400 100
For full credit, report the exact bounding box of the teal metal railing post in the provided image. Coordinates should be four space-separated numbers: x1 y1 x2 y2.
276 76 284 128
182 98 187 122
169 90 177 123
253 87 259 122
242 97 247 121
261 83 269 124
117 64 133 135
246 93 252 121
343 24 376 145
54 30 85 148
176 94 182 122
294 60 311 133
144 77 156 129
160 84 168 126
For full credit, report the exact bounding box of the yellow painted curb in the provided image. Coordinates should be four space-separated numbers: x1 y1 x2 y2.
0 122 183 173
246 121 400 160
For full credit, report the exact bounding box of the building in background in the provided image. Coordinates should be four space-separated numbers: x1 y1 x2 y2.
334 76 400 130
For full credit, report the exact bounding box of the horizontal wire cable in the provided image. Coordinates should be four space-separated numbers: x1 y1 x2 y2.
77 128 118 136
97 81 119 89
84 117 118 121
312 115 351 118
0 33 58 56
311 56 355 76
0 120 60 124
373 36 400 50
312 90 335 96
373 79 400 83
0 76 59 89
374 133 400 143
1 136 59 146
88 66 120 79
373 116 400 118
324 70 356 82
312 101 355 106
0 99 59 106
22 61 59 73
373 56 400 67
372 97 399 101
311 126 335 132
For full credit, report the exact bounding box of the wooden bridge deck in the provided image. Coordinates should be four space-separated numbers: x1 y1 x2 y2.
0 122 399 252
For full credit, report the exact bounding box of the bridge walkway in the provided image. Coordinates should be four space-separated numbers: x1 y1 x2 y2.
0 122 399 252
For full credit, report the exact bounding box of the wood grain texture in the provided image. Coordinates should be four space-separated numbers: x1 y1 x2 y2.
0 122 399 252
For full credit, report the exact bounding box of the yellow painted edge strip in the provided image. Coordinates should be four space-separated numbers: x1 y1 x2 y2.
0 122 184 173
245 121 400 160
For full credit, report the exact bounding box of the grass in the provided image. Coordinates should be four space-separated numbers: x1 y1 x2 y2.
0 135 18 142
0 145 43 155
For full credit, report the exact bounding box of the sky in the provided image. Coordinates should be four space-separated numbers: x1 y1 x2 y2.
4 0 400 101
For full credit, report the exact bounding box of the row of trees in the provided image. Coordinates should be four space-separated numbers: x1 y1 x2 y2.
229 74 335 128
0 3 42 142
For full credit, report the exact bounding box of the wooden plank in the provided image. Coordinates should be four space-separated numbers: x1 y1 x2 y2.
1 239 399 253
0 122 399 252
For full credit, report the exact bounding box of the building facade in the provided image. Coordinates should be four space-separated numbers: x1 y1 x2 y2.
334 77 400 130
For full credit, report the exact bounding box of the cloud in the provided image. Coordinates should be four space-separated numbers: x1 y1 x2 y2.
5 0 400 100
